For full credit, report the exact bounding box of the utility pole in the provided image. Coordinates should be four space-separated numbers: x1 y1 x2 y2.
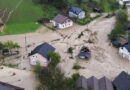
25 34 27 52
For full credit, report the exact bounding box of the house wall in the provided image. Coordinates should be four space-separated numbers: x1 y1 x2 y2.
29 53 48 67
52 19 73 29
69 11 85 19
78 11 86 19
118 0 130 6
119 47 130 60
69 11 78 18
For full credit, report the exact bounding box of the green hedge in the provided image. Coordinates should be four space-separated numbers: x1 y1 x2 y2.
75 15 101 25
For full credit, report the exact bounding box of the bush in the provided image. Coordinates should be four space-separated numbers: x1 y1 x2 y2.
4 64 18 68
71 73 80 82
33 63 43 76
48 52 61 68
108 10 128 41
68 47 73 54
78 32 84 38
76 15 101 25
73 63 81 70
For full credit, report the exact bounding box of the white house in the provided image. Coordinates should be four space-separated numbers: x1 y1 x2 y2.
119 43 130 60
69 6 86 19
51 14 73 29
118 0 130 6
29 42 55 67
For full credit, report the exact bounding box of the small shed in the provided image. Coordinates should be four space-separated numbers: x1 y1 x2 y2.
78 46 91 59
37 18 50 24
111 41 121 48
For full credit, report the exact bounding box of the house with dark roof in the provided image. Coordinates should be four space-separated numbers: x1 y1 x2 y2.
29 42 55 67
51 14 73 29
69 6 85 19
0 81 24 90
119 43 130 60
113 71 130 90
75 76 114 90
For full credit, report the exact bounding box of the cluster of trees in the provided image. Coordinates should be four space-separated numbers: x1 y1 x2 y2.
99 0 119 12
108 10 128 41
32 0 68 9
34 52 80 90
0 41 20 55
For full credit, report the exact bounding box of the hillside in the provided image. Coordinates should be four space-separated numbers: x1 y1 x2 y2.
0 0 44 35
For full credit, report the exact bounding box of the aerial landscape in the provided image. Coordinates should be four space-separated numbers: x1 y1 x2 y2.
0 0 130 90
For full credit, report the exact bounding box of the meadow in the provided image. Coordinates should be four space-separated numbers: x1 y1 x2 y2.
0 0 59 35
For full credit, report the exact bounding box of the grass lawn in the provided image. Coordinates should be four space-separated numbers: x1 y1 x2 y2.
0 22 41 35
0 0 60 35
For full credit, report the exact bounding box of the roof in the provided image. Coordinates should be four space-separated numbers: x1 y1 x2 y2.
78 52 91 59
75 76 113 90
78 46 91 59
52 14 68 24
99 77 114 90
30 42 55 58
0 81 24 90
75 76 88 89
69 6 83 15
87 76 99 90
124 43 130 52
113 71 130 90
111 41 121 47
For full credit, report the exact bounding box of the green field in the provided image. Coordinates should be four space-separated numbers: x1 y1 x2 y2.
0 0 60 35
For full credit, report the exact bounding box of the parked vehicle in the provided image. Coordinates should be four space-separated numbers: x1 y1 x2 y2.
111 41 121 48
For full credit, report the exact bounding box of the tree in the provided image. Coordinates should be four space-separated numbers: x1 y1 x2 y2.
52 0 67 9
48 52 61 68
0 42 4 51
33 63 43 77
76 0 83 5
128 32 130 43
116 10 128 25
108 10 128 41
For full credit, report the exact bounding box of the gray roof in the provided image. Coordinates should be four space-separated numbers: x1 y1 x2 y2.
87 76 99 90
124 43 130 52
113 71 130 90
0 81 24 90
75 76 88 89
75 76 113 90
30 42 55 59
99 77 114 90
69 6 83 15
52 14 68 24
78 52 91 59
